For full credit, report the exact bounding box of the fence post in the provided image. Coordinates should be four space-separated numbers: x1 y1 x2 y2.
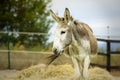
6 21 11 69
106 40 110 71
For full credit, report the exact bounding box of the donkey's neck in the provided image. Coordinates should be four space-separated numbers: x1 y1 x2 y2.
68 34 80 56
68 33 89 60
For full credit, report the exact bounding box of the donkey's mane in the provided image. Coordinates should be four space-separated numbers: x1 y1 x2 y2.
72 21 91 40
73 20 93 33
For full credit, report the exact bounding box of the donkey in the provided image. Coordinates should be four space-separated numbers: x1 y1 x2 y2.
48 8 98 80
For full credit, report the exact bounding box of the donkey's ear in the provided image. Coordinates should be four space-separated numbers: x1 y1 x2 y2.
49 9 61 23
64 8 72 23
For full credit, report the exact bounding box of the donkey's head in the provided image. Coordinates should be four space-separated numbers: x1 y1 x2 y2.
50 8 73 55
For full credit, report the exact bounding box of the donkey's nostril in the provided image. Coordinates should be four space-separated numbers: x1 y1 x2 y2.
53 48 58 54
61 50 64 53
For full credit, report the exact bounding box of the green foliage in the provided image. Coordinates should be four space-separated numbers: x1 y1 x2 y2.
0 0 52 47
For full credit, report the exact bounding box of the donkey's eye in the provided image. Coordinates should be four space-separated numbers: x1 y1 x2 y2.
61 31 65 34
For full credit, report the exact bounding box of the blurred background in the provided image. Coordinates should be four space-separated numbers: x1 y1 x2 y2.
0 0 120 71
0 0 120 52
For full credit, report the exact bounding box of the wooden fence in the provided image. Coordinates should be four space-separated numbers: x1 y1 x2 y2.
91 38 120 71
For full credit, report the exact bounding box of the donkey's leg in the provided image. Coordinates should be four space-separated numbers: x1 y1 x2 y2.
71 56 82 80
83 55 90 80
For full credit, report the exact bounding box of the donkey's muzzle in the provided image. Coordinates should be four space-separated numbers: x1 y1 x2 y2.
46 48 61 65
53 48 64 54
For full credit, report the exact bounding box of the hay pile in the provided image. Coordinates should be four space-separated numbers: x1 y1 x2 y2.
89 67 113 80
16 64 115 80
16 64 74 80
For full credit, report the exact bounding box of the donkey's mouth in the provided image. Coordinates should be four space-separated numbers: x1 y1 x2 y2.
47 53 60 65
47 49 64 65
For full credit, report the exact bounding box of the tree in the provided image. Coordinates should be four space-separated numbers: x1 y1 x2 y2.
0 0 52 48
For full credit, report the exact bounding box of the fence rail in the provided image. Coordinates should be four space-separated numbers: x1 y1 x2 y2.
91 38 120 71
0 50 51 54
0 31 48 35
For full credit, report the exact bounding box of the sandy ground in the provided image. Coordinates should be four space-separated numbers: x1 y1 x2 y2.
0 70 18 80
0 67 120 80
